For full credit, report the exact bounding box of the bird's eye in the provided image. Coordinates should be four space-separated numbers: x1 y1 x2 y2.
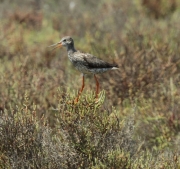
63 39 66 42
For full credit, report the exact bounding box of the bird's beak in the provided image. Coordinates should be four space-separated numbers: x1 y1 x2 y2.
48 42 62 51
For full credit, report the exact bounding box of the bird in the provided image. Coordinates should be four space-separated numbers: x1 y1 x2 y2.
49 36 118 103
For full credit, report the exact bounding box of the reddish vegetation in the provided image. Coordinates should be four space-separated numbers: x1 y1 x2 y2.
142 0 176 18
8 9 43 29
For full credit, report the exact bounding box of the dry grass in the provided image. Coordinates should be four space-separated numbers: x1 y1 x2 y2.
0 0 180 168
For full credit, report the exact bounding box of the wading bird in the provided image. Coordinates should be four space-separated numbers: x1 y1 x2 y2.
49 36 118 103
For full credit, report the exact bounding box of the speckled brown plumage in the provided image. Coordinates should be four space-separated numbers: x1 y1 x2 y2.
49 36 118 103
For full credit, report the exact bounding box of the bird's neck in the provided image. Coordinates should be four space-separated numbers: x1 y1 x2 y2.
67 44 76 53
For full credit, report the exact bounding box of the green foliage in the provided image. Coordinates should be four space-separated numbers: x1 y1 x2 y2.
0 96 47 168
52 91 132 168
0 0 180 168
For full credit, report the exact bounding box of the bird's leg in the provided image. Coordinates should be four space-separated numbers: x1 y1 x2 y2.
94 74 99 99
74 74 85 103
79 74 85 95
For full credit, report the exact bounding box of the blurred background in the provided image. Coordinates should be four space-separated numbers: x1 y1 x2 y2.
1 0 180 107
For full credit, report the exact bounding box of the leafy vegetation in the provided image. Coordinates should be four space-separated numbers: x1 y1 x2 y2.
0 0 180 168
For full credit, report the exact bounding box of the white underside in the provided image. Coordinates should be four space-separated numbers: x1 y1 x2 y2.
112 67 119 70
76 67 118 74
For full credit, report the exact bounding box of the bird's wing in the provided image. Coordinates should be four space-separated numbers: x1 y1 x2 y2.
74 51 118 69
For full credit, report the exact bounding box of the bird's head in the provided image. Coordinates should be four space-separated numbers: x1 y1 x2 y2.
48 36 74 50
